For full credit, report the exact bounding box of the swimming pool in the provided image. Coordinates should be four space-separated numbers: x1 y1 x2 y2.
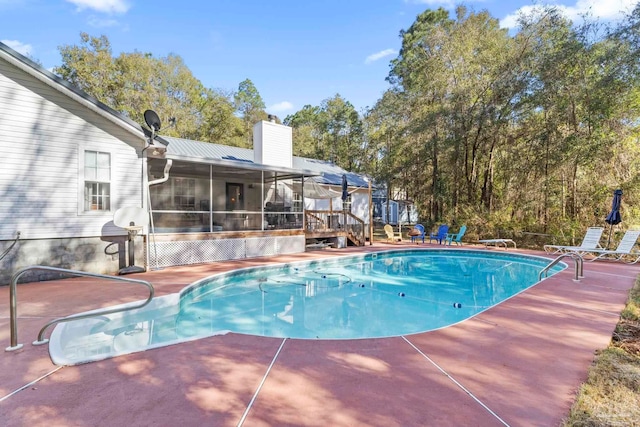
49 249 564 365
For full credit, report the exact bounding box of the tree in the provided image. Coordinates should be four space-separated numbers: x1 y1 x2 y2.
54 33 240 145
284 95 363 170
284 105 322 158
56 33 119 107
234 78 266 147
317 94 363 170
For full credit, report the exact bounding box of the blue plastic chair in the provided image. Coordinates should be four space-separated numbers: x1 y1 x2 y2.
446 225 467 246
410 224 426 244
429 224 449 244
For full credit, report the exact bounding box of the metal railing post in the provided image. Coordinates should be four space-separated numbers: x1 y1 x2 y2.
6 265 154 352
539 253 584 282
6 267 22 351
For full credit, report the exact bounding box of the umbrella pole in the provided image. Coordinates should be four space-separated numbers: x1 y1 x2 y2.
607 224 613 249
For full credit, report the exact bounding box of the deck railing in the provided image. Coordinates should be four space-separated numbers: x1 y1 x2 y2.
304 210 366 245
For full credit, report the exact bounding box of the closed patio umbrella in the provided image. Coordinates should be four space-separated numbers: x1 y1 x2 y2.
341 174 348 230
341 174 348 204
605 189 623 249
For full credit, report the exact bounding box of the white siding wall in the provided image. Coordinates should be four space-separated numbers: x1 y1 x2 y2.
303 189 370 223
305 197 331 211
252 121 292 168
351 191 370 223
0 60 144 240
253 122 263 164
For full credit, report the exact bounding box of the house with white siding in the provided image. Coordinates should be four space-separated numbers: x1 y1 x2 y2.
0 41 373 284
0 41 152 284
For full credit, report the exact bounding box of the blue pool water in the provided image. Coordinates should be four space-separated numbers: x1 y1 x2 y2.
50 249 564 364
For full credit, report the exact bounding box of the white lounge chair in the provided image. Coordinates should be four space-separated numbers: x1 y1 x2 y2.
582 230 640 263
479 238 516 250
543 227 604 256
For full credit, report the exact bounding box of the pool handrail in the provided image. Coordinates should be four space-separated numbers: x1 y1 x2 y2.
539 252 583 282
6 265 154 352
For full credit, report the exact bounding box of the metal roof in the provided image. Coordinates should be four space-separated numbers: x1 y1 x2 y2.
163 136 254 161
0 41 147 141
161 136 371 188
161 137 314 177
292 157 370 188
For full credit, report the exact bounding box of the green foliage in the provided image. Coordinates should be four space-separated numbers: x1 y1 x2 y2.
366 5 640 235
285 104 322 158
54 32 245 146
234 78 267 147
621 279 640 322
284 94 363 171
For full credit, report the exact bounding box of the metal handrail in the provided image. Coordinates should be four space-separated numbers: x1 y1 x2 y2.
6 265 154 352
539 252 584 282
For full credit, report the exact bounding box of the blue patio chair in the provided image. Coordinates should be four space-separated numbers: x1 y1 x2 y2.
429 224 449 244
446 225 467 246
410 224 426 244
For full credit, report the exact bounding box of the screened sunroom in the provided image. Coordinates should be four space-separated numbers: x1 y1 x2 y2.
147 158 311 234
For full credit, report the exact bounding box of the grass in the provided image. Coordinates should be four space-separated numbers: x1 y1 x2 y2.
563 278 640 426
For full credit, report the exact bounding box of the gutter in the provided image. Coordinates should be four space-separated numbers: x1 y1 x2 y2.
0 43 146 142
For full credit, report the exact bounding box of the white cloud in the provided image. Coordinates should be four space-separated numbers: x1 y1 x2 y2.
564 0 636 20
88 16 119 27
268 101 294 113
501 0 637 29
501 5 538 29
365 48 398 64
404 0 456 7
1 39 32 56
66 0 130 14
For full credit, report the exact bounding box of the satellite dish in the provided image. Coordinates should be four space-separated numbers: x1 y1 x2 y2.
114 207 148 229
144 109 161 132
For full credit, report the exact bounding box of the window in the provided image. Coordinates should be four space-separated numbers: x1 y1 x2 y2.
344 194 352 212
84 151 111 211
292 191 303 213
173 177 196 209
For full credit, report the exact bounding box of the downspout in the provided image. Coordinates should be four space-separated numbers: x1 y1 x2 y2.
147 159 173 270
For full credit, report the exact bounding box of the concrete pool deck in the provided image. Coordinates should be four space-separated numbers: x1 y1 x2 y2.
1 242 637 426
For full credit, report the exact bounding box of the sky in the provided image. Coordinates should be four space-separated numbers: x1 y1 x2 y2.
1 0 638 116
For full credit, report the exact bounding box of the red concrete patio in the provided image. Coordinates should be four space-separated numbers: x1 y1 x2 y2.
1 242 637 426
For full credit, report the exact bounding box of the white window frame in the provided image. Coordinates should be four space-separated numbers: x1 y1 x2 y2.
344 194 353 212
173 177 196 210
78 148 113 214
292 191 303 213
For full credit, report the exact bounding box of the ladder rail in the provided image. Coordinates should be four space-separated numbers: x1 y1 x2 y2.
539 252 584 282
6 265 154 352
